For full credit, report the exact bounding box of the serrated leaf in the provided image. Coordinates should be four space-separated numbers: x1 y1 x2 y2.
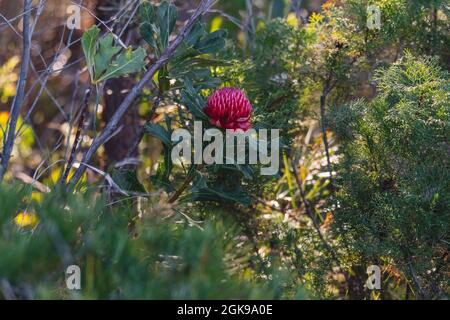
82 26 146 84
81 25 100 81
95 47 146 83
94 34 121 77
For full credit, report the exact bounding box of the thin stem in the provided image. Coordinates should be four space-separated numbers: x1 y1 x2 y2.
126 93 163 159
0 0 33 183
60 87 92 185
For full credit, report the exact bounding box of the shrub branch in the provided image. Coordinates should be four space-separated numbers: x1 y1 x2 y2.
67 0 215 188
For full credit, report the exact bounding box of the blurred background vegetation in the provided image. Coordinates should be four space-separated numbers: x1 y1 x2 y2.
0 0 449 299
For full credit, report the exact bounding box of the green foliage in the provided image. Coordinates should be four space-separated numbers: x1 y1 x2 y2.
82 26 146 84
139 1 226 91
0 185 305 299
81 25 99 81
179 78 209 121
330 53 450 298
221 19 310 144
145 117 174 191
140 1 177 56
138 1 259 206
190 174 252 206
347 0 450 60
111 169 147 194
169 23 227 90
140 0 177 55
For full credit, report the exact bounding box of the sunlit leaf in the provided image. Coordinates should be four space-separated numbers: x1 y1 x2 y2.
96 47 146 83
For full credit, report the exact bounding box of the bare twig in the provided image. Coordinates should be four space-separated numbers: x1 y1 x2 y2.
60 87 92 185
0 0 33 183
67 0 216 188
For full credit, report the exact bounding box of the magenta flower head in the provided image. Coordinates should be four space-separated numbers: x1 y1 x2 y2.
204 87 253 131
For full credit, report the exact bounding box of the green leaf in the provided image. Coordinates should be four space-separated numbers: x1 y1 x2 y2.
215 164 254 180
82 26 146 84
184 22 206 47
111 169 147 194
144 123 172 147
95 47 146 83
270 0 286 19
140 22 159 52
139 1 155 24
158 65 171 91
148 117 175 192
140 2 159 53
139 1 177 55
190 176 252 205
150 162 174 192
180 78 208 120
81 25 100 81
156 1 177 50
94 34 121 77
195 30 227 54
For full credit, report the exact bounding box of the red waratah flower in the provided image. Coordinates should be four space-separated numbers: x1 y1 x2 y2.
204 87 253 131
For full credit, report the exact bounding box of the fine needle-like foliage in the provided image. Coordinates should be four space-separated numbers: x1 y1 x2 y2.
330 53 450 299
